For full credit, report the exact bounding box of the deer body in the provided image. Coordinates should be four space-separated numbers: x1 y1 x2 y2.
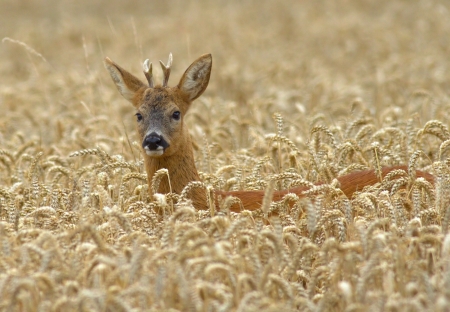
105 54 434 212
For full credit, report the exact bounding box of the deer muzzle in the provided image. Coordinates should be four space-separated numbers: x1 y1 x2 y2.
142 132 170 156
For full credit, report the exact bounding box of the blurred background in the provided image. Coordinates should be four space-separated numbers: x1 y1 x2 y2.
1 0 450 161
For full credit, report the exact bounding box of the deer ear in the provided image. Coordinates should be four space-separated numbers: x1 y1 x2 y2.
104 57 147 106
178 54 212 101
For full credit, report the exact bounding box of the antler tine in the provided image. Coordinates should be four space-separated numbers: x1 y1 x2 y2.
143 59 154 88
159 53 173 87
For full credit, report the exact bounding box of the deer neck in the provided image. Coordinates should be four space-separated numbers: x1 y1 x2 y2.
144 135 208 209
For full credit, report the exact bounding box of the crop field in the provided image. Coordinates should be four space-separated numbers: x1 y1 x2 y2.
1 0 450 310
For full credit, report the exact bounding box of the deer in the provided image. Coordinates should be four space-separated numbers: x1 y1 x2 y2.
104 53 434 212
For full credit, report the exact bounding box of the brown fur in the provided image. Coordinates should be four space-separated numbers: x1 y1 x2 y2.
145 133 208 208
105 54 212 209
216 165 434 212
105 54 434 212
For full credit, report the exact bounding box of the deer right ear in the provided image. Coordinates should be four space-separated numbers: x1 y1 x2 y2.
178 54 212 101
104 57 147 106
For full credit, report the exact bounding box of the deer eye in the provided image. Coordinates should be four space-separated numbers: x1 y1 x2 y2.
172 111 181 120
135 113 143 122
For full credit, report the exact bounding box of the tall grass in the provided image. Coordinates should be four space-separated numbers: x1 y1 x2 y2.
1 0 450 310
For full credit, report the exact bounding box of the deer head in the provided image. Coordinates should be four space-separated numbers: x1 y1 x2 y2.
104 54 212 158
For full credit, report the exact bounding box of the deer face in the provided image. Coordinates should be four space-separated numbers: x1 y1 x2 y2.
104 54 212 158
136 87 187 157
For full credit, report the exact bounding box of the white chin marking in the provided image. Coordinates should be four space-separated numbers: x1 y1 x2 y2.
145 150 164 156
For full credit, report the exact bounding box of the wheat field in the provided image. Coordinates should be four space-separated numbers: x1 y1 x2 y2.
1 0 450 311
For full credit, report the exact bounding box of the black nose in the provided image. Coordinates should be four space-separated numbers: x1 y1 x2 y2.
142 132 169 150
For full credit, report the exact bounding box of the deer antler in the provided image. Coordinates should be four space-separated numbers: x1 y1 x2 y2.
159 53 173 87
143 59 154 88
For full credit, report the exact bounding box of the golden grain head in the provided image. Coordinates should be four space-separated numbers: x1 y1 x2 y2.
1 0 450 310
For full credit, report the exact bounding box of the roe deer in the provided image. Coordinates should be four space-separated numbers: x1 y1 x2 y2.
104 53 434 212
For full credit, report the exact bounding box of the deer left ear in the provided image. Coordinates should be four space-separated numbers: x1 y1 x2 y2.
178 54 212 101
